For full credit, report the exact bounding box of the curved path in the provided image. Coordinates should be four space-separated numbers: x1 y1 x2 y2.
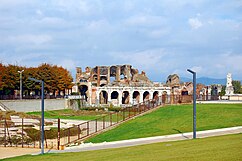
50 126 242 153
1 126 241 159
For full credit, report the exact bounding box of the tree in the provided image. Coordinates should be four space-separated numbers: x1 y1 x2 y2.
232 80 242 94
219 85 226 96
0 62 74 97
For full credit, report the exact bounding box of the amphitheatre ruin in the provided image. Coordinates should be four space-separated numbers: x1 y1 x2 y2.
71 64 171 107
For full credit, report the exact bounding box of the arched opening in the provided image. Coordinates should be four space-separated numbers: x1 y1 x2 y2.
100 76 107 81
99 91 108 104
162 91 167 103
79 85 88 101
111 91 119 99
93 74 98 81
122 91 129 104
132 91 140 104
153 91 159 100
181 88 188 95
110 66 117 83
111 91 119 105
143 91 150 101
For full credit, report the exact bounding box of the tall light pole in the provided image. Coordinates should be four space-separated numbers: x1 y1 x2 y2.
187 69 196 139
28 77 45 154
18 70 24 100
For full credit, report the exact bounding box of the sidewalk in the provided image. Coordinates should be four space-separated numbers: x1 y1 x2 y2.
50 126 242 153
0 126 241 159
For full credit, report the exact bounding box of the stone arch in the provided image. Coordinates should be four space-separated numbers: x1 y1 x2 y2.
100 76 107 81
132 91 140 104
153 91 159 100
181 88 188 95
79 85 88 101
122 91 130 104
111 91 119 105
99 90 108 104
143 91 150 101
162 91 167 103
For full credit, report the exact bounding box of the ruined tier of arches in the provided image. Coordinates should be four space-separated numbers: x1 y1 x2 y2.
72 64 171 107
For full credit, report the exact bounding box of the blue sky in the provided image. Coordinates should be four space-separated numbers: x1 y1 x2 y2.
0 0 242 82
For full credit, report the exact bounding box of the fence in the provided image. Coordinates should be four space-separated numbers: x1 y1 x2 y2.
0 95 165 149
1 94 219 150
59 97 163 148
0 95 64 100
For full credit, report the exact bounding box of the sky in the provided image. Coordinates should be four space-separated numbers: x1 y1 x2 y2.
0 0 242 82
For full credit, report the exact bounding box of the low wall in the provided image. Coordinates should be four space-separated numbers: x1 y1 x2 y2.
1 99 67 112
222 94 242 101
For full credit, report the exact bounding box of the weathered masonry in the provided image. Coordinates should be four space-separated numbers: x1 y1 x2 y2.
72 64 171 107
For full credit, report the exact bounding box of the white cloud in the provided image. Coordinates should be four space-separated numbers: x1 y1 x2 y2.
190 66 203 73
7 34 52 45
125 15 167 27
110 48 166 70
148 28 170 38
188 18 203 29
36 9 43 16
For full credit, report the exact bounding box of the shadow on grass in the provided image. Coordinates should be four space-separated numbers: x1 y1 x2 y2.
172 129 189 139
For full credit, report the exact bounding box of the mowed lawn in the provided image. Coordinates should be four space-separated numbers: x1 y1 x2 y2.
27 109 108 120
87 104 242 143
3 134 242 161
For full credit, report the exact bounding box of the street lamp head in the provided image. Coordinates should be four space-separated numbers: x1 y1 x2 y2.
18 70 24 73
187 69 195 74
28 77 42 83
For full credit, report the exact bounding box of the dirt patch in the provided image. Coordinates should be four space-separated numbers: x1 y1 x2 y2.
0 147 41 159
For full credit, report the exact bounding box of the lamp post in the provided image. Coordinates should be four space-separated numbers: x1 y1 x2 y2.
187 69 196 139
28 77 45 154
18 70 24 100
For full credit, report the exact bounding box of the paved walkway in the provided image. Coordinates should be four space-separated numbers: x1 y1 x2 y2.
50 126 242 153
0 126 241 159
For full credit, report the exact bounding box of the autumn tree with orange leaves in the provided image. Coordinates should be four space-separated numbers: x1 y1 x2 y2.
0 63 73 97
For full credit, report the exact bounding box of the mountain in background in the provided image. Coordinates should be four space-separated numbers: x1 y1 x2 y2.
180 77 227 85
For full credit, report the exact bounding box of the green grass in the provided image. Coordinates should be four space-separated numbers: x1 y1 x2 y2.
87 104 242 143
2 134 242 161
27 109 108 120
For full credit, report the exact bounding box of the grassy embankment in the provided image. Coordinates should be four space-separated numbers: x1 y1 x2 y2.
86 104 242 143
3 134 242 161
27 109 109 120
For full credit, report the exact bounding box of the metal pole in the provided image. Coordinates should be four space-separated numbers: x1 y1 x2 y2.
20 72 22 100
22 118 24 148
41 80 45 154
193 72 196 139
57 118 60 150
187 69 197 139
18 70 24 100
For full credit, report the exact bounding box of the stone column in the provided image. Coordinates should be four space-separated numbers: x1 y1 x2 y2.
149 91 153 100
126 65 131 81
116 66 121 82
107 89 112 103
97 66 100 87
139 91 144 103
118 91 122 106
129 89 133 105
107 66 110 84
96 90 100 106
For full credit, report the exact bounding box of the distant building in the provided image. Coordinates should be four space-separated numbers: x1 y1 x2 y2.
71 64 171 107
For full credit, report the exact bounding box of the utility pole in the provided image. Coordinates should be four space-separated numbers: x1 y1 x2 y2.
187 69 197 139
18 70 24 100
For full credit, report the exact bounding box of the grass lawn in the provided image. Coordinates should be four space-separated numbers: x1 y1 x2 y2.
3 134 242 161
27 109 109 120
87 104 242 143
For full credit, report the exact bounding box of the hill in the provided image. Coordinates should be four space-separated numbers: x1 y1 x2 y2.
180 77 226 85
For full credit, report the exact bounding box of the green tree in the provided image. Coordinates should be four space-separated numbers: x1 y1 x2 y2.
219 85 226 96
232 80 242 94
